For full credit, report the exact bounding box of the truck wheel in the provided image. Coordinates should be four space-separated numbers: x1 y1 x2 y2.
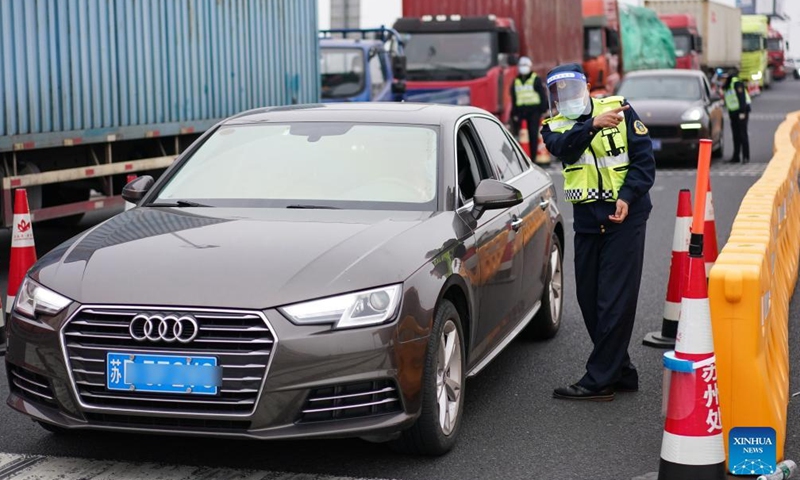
390 299 465 456
523 232 563 340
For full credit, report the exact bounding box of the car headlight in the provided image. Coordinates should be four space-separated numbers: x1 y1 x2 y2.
681 107 704 121
280 285 402 330
13 277 72 318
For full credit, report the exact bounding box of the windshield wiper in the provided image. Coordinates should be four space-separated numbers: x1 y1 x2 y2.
149 200 213 207
286 204 340 210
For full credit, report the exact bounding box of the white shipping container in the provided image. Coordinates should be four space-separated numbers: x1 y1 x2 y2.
644 0 742 71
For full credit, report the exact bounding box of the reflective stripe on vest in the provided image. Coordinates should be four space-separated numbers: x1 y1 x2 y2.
724 77 752 112
546 96 630 204
514 75 541 106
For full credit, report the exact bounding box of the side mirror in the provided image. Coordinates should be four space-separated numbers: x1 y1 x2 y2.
392 55 407 80
122 175 155 204
471 179 523 219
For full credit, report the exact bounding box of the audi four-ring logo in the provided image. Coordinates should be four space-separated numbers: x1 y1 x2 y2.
129 314 199 343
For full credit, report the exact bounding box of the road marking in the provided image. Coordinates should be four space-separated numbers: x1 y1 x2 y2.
750 113 789 121
0 453 391 480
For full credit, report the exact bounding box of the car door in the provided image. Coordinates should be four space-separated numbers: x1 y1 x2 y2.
454 120 523 365
471 116 551 323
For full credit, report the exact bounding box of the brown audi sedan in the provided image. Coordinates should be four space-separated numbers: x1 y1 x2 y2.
5 103 564 456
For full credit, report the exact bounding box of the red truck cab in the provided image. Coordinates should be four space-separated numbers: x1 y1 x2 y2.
658 14 702 70
393 15 521 124
767 26 786 81
582 0 622 97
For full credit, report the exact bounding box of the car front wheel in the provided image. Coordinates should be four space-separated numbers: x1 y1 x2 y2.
390 299 465 456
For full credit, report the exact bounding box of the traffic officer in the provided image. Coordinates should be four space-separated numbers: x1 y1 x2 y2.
541 63 656 401
723 69 752 164
510 56 547 141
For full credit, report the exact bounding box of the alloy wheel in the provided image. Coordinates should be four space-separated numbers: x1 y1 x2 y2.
436 320 462 436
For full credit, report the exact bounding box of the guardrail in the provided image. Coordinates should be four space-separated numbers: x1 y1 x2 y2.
709 110 800 467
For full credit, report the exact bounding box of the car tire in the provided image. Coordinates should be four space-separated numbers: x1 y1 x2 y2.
712 121 724 159
390 299 465 456
36 420 69 435
522 232 563 340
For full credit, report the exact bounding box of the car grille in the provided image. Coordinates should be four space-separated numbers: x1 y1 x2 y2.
648 126 680 139
62 307 275 416
7 364 58 408
299 380 401 423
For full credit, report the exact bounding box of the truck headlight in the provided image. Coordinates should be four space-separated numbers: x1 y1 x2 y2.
752 71 763 81
14 277 72 318
280 285 402 330
681 107 704 121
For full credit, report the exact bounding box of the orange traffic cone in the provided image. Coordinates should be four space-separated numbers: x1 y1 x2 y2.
703 178 719 279
658 139 725 480
518 119 532 158
535 120 552 165
643 189 692 348
7 189 38 317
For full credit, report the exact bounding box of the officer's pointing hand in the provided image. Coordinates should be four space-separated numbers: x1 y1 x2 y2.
592 105 630 130
609 199 629 224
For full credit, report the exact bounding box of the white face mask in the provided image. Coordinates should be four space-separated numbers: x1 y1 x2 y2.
518 66 531 76
558 90 589 120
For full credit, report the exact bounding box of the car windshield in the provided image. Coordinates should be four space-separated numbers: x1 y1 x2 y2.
617 76 702 101
154 123 439 210
320 48 365 99
404 32 494 75
742 33 763 52
673 34 692 57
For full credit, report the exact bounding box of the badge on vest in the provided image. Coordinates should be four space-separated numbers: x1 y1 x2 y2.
633 120 648 135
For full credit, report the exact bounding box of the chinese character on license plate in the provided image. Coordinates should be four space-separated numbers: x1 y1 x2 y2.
106 352 221 395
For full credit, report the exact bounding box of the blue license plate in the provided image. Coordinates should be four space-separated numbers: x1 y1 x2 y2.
106 352 221 395
651 139 662 151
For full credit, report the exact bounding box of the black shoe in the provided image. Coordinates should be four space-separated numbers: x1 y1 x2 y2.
613 381 639 393
727 157 740 163
553 384 614 401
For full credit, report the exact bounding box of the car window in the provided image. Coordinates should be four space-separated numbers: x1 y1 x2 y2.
617 76 702 101
456 123 491 205
702 77 712 100
471 117 525 181
155 123 438 210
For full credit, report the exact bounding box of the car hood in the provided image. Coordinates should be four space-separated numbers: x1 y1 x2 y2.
626 98 702 123
32 207 460 309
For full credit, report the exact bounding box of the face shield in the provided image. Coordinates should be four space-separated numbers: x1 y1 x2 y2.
547 72 590 120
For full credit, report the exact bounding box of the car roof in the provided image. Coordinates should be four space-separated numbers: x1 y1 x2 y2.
624 69 708 80
223 103 490 128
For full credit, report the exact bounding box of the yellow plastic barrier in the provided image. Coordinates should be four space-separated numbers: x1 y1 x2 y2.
709 110 800 468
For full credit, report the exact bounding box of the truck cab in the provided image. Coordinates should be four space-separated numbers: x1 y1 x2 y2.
767 26 787 81
582 0 622 97
741 15 770 90
392 15 520 123
319 28 408 103
659 14 703 70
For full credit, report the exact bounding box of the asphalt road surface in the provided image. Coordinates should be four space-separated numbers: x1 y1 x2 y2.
1 79 799 480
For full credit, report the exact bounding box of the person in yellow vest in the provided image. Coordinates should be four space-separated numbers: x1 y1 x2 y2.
541 63 656 401
722 69 752 163
510 56 547 141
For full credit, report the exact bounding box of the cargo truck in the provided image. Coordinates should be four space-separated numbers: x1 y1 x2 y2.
645 0 742 78
741 14 771 89
394 0 583 124
0 0 319 227
319 27 470 105
658 14 702 70
582 0 677 97
767 26 787 81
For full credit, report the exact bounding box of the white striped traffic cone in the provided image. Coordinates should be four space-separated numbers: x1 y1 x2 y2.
644 189 692 348
703 179 719 279
658 244 725 479
7 189 38 318
535 120 551 165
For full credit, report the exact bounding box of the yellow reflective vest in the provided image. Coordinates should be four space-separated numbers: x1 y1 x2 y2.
724 77 751 112
544 96 630 204
514 75 542 106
